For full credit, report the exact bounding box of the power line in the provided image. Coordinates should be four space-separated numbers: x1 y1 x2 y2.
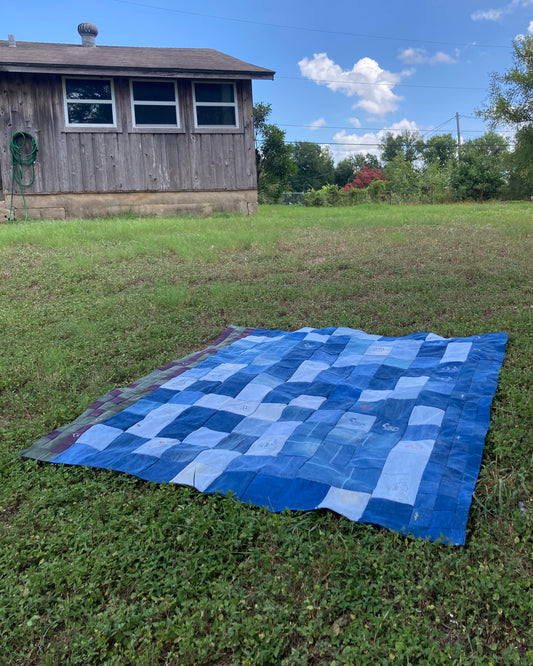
420 116 456 138
112 0 509 49
256 139 382 146
279 123 438 132
111 0 521 150
256 140 390 147
275 120 515 134
277 122 480 135
278 75 486 92
460 128 515 133
256 138 517 147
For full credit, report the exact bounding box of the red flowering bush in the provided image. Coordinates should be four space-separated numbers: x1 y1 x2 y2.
343 165 386 190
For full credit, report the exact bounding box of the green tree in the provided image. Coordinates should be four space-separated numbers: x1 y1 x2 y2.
419 161 453 203
253 102 273 131
379 131 424 164
478 34 533 127
507 126 533 197
422 134 457 168
254 102 272 178
334 158 355 187
254 102 294 202
450 132 508 201
334 153 381 187
384 154 420 202
478 35 533 195
350 153 381 170
289 142 335 191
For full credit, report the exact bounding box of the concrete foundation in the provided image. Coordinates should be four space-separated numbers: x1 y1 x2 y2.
0 189 258 221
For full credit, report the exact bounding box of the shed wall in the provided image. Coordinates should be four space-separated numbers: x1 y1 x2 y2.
0 73 257 197
1 189 258 221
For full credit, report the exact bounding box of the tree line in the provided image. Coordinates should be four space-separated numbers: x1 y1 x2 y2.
255 34 533 205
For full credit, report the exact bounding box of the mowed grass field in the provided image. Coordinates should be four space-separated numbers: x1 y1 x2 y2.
0 203 532 665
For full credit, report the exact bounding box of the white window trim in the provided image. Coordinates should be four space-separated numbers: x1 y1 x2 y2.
192 81 239 129
63 76 116 128
130 79 180 129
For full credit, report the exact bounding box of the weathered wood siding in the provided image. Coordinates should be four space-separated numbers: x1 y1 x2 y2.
0 73 257 195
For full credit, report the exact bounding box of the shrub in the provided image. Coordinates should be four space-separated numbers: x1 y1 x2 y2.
344 165 386 190
304 184 343 207
366 179 388 202
343 186 371 205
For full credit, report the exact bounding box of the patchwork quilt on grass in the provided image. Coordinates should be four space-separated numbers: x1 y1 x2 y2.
22 325 507 545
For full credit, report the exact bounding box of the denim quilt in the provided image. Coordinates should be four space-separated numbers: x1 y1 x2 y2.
22 325 507 545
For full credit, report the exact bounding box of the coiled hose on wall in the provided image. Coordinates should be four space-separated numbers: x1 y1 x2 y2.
9 131 38 221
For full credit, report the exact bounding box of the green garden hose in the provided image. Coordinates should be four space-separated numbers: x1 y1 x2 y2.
9 131 38 221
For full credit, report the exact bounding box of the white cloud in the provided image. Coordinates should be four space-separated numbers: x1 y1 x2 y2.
398 47 457 65
309 117 326 130
330 130 383 163
349 117 361 127
471 0 533 21
432 51 457 64
471 8 503 20
298 53 405 116
529 19 533 31
329 118 420 164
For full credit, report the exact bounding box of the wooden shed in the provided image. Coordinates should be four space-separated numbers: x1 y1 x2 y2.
0 24 274 220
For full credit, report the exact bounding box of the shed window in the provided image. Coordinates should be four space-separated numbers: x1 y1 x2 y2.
131 80 180 127
63 77 115 126
193 82 238 128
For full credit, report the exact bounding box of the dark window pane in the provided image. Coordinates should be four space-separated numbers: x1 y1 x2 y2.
67 102 114 124
132 81 175 102
66 79 112 100
196 105 236 126
195 83 234 103
134 104 177 125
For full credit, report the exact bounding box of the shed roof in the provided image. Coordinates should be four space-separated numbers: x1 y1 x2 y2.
0 40 275 80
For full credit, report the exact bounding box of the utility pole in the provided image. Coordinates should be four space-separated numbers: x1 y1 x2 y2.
456 112 461 160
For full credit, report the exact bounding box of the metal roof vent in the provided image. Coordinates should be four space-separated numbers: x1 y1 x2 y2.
77 23 98 47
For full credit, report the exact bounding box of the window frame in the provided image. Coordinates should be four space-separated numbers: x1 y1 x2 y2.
129 79 181 129
192 81 239 129
62 76 117 128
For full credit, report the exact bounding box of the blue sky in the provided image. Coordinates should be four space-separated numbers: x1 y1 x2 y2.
4 0 532 162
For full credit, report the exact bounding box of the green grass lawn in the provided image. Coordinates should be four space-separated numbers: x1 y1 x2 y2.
0 203 532 665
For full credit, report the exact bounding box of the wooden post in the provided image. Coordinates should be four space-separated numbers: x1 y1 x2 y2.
456 112 461 160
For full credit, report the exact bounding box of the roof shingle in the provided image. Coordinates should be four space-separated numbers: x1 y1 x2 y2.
0 40 275 79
